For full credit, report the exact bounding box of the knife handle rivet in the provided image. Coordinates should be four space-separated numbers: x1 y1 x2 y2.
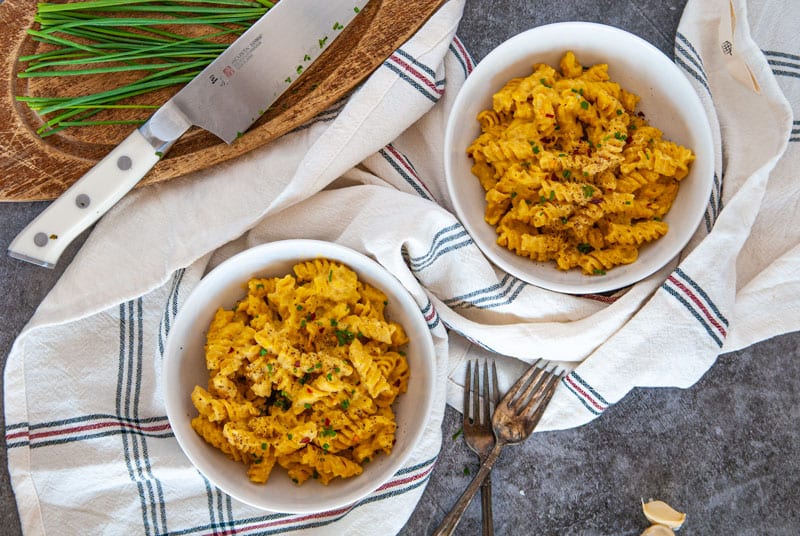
117 155 133 171
75 194 91 209
34 232 48 247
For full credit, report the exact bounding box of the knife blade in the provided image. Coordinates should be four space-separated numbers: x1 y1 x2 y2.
8 0 368 268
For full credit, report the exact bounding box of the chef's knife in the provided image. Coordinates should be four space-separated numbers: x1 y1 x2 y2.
8 0 368 268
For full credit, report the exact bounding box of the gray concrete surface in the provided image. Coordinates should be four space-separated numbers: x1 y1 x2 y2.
2 1 799 535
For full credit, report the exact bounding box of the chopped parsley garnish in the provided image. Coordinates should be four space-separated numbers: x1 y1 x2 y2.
335 328 355 346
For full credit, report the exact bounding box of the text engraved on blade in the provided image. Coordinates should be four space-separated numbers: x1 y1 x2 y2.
208 34 264 87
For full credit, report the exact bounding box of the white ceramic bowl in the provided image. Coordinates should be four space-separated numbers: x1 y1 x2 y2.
445 22 714 294
163 240 436 513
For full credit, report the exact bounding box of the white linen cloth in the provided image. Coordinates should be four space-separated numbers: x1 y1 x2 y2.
4 0 797 533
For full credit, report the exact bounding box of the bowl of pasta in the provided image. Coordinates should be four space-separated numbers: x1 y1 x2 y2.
444 22 714 294
163 239 436 513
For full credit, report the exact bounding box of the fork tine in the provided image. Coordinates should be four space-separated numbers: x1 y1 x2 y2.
511 367 548 414
512 358 544 388
464 361 472 424
481 361 490 424
505 359 547 413
464 360 473 423
491 361 499 406
520 370 561 422
472 360 481 423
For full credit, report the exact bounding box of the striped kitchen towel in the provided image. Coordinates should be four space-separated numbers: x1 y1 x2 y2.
4 0 797 534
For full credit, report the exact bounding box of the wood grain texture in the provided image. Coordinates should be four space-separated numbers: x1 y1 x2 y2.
0 0 448 201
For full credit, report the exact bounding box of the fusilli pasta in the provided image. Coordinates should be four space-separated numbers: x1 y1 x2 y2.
191 260 410 485
467 51 695 275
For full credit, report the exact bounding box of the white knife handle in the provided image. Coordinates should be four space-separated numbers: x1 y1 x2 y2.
8 129 162 268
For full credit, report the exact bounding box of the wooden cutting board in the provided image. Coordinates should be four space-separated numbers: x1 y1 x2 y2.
0 0 448 201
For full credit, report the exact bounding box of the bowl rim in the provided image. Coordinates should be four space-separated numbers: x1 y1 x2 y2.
162 239 437 513
444 21 715 294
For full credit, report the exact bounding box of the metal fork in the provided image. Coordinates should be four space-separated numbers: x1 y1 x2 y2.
463 361 499 536
434 359 564 536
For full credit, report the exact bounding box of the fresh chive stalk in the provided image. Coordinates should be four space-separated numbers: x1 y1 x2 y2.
16 0 272 136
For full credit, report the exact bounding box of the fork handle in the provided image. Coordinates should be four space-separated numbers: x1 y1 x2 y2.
481 471 493 536
433 441 505 536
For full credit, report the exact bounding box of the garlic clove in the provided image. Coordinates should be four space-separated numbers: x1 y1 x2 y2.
641 524 676 536
641 499 687 530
